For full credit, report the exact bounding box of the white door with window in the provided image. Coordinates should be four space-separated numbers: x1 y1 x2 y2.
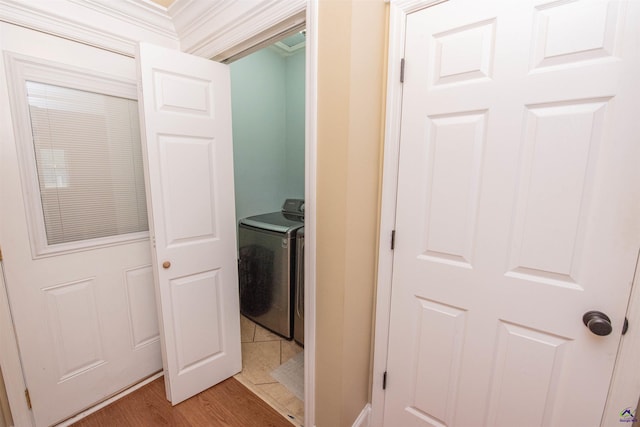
0 24 162 426
1 25 241 426
384 1 640 426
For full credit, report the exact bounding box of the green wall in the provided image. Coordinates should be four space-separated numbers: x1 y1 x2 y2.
285 48 306 199
231 46 305 222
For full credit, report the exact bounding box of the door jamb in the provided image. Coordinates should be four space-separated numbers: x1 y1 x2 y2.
370 1 640 426
0 260 31 426
370 2 445 425
303 2 318 426
369 1 407 426
602 250 640 425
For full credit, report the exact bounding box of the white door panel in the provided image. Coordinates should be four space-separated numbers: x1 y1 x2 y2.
385 1 640 426
0 24 161 427
136 42 241 405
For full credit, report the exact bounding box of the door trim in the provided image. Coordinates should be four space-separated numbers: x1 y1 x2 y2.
602 250 640 425
0 260 30 426
303 2 318 426
370 1 640 426
371 1 439 426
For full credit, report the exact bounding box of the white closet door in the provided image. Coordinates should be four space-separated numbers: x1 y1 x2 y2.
384 1 640 426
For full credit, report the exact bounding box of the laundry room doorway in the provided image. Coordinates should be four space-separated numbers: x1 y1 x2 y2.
229 30 307 426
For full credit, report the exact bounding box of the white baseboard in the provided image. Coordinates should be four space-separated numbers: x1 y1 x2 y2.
353 403 372 427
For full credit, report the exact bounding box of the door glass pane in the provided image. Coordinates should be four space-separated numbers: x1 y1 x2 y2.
26 81 148 245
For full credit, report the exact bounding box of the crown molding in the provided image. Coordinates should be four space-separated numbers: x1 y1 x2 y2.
68 0 177 38
170 0 306 60
0 0 305 61
0 0 179 56
168 0 236 41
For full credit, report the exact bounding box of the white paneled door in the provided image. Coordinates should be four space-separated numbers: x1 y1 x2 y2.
136 42 241 405
0 24 161 427
384 1 640 426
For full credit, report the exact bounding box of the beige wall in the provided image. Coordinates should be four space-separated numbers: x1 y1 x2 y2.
315 1 388 426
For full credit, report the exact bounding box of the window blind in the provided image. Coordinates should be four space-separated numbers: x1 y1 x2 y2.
26 81 148 246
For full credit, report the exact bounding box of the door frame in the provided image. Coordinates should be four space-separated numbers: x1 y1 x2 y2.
0 2 318 426
370 1 640 426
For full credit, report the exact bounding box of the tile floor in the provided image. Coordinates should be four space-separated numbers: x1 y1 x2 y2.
234 315 304 426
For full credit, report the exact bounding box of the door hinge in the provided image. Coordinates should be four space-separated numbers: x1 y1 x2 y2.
391 230 396 250
400 58 405 83
0 245 3 261
25 388 32 409
383 371 387 390
623 317 629 335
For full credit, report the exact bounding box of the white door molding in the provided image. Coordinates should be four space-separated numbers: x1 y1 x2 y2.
603 251 640 425
0 23 33 427
371 0 640 426
371 1 446 426
304 3 318 426
0 0 179 56
0 261 31 427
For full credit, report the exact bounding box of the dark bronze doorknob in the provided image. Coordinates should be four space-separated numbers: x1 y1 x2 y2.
583 311 612 336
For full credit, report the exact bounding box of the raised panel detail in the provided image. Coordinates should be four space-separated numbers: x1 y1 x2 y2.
171 269 223 373
125 266 159 349
508 99 609 287
153 70 213 117
531 0 623 70
486 321 569 427
43 278 106 381
159 135 218 246
420 111 487 268
432 19 496 86
408 298 466 426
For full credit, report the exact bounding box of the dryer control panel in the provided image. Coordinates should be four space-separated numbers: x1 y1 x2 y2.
282 198 305 217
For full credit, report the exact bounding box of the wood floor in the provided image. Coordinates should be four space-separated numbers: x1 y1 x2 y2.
71 377 294 427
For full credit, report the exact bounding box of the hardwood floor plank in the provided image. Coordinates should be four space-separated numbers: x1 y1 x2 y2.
72 377 293 427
